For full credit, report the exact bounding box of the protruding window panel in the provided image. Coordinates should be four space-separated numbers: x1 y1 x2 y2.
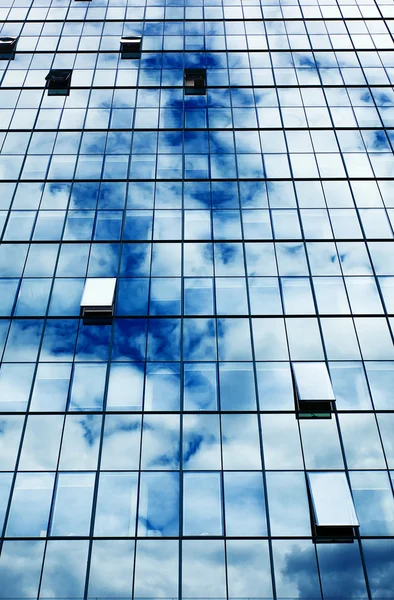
307 472 359 541
120 37 142 59
80 278 116 321
0 37 18 60
45 69 72 96
184 68 206 95
292 362 335 418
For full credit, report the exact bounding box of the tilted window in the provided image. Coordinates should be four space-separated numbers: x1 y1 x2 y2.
120 37 142 59
45 69 72 96
307 472 359 541
184 68 206 95
292 362 335 418
80 278 116 320
0 37 18 59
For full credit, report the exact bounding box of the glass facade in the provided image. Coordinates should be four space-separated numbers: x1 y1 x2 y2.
0 0 394 595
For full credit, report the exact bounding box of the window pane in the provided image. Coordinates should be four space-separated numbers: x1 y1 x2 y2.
183 472 222 536
50 473 95 536
94 473 138 537
88 540 135 598
292 362 335 401
307 472 359 527
6 473 55 537
137 472 179 537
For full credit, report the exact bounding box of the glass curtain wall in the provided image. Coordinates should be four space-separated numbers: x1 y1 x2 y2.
0 0 394 596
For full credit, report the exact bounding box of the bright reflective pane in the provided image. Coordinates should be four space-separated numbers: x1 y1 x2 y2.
307 472 359 527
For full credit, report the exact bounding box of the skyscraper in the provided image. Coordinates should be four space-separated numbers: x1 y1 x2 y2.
0 0 394 596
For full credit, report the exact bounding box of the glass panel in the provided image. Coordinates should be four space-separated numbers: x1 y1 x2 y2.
0 363 35 412
19 415 63 470
273 540 321 600
261 414 303 469
350 471 394 536
140 414 180 470
100 414 141 470
221 414 261 470
183 363 218 410
227 540 273 599
0 541 45 599
317 544 368 599
362 539 394 600
40 540 89 599
144 363 180 411
30 363 71 411
6 473 55 537
307 472 359 527
182 540 226 599
300 419 344 469
134 540 178 599
94 472 138 537
183 472 222 536
218 362 256 410
69 363 107 411
58 414 102 470
182 414 221 470
88 540 135 598
50 473 95 537
0 416 24 470
266 472 311 536
106 363 144 410
137 472 179 537
224 472 267 536
292 362 335 401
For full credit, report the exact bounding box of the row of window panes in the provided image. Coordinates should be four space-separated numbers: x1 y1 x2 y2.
3 152 394 181
8 210 394 239
2 360 394 414
0 535 393 600
2 106 394 131
0 469 393 540
3 66 394 88
2 84 394 110
3 274 394 317
3 240 394 277
3 130 394 157
0 315 393 362
2 207 394 240
2 35 394 52
0 1 391 19
1 356 394 410
4 130 394 160
2 180 394 211
3 48 394 72
4 18 394 39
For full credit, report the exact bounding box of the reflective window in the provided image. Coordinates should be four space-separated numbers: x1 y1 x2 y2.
307 472 359 527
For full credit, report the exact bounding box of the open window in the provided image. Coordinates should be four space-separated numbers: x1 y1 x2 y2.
292 362 335 418
307 472 359 542
45 69 72 96
120 37 142 59
184 68 206 95
0 37 18 60
80 278 116 322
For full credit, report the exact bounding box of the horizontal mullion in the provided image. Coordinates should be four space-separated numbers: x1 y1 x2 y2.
1 126 394 133
2 536 393 544
1 85 394 92
3 16 394 22
0 409 393 416
0 313 392 319
4 47 394 55
0 237 392 244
